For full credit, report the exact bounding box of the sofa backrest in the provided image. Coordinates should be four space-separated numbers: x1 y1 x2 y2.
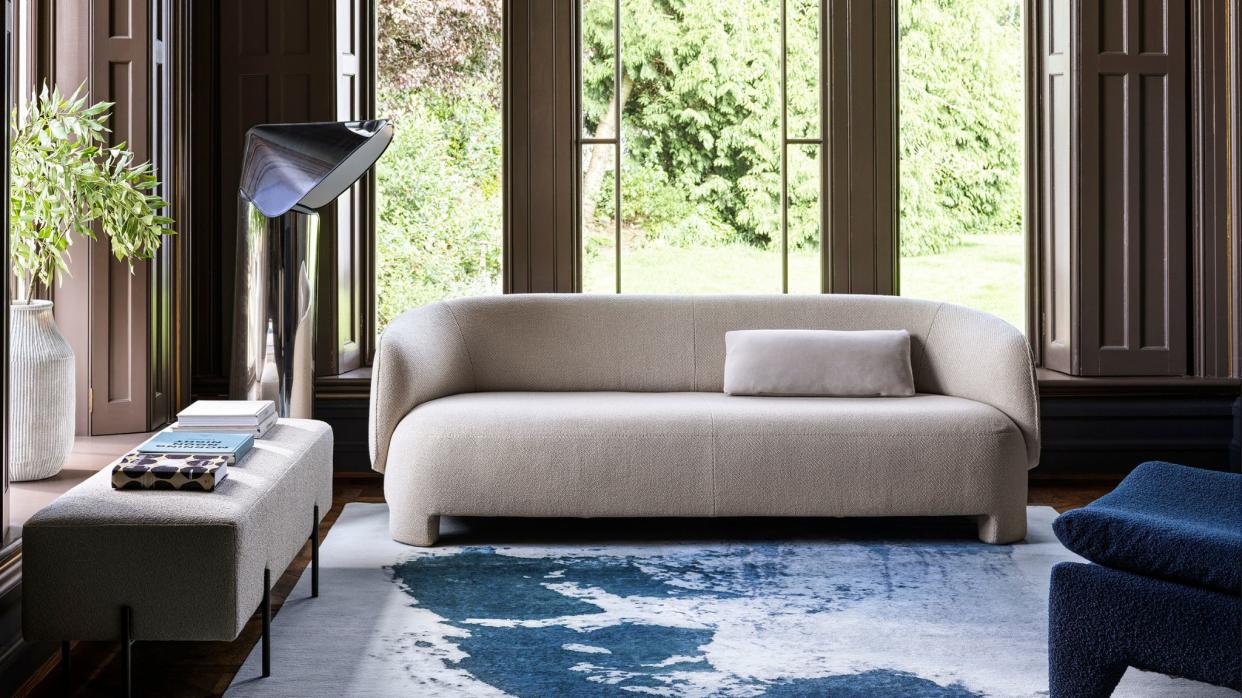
442 294 946 393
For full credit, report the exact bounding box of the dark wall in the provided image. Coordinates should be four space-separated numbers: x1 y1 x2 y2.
1039 396 1241 476
189 1 336 400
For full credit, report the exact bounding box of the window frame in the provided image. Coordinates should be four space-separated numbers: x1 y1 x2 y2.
354 0 1240 381
577 0 833 295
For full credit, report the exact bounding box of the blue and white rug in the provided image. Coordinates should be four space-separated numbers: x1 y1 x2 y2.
227 504 1238 697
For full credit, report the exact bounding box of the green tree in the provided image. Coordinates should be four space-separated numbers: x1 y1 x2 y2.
580 0 1022 256
898 0 1023 255
581 0 821 249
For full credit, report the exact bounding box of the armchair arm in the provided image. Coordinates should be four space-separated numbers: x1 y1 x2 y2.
368 302 476 473
917 302 1041 469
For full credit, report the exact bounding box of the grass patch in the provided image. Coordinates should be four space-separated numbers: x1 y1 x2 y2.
583 233 1025 330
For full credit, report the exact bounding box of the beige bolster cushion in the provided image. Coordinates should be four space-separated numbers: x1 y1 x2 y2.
723 329 915 397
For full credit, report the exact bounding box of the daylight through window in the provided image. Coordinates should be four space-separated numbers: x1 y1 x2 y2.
375 1 504 331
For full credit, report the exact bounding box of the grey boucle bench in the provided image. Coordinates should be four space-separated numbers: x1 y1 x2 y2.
22 418 333 694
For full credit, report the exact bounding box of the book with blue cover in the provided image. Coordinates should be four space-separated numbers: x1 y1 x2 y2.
135 431 254 464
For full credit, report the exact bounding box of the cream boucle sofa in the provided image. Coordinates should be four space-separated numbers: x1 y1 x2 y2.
369 294 1039 546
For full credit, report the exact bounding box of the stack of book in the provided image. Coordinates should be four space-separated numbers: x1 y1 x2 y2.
112 431 253 491
170 400 278 437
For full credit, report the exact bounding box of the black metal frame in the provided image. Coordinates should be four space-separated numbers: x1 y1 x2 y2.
60 505 323 695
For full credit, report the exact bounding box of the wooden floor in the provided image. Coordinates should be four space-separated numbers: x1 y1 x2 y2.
16 476 1115 697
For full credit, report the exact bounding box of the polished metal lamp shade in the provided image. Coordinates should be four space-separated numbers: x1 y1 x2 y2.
230 120 394 418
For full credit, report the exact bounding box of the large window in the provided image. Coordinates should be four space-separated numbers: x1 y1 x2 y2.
374 1 504 331
580 0 824 294
897 0 1025 329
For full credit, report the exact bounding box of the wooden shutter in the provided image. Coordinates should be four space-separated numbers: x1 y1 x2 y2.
42 0 176 434
1039 0 1075 372
1038 0 1188 376
86 0 153 433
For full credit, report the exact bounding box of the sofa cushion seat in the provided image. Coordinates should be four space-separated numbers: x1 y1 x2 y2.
387 391 1025 520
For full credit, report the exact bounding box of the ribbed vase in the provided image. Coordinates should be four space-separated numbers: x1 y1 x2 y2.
9 300 75 481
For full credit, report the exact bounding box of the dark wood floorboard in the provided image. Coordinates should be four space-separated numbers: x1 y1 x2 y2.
17 476 1113 697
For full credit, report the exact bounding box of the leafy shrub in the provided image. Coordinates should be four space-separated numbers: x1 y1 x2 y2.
375 82 502 329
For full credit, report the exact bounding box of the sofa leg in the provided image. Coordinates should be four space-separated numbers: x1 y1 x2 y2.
977 511 1026 544
391 514 440 546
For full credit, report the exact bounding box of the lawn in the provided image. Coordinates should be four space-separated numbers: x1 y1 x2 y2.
583 233 1025 330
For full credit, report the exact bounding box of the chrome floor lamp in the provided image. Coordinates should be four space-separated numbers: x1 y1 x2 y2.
230 120 393 417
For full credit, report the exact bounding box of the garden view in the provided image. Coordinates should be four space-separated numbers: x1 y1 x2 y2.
375 0 1025 331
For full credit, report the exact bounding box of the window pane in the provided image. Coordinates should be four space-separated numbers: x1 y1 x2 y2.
580 0 784 294
581 0 616 140
898 0 1025 330
375 0 503 332
581 144 618 293
787 0 821 140
787 144 822 293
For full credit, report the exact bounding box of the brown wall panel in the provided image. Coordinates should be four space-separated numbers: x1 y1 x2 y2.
1235 0 1242 378
827 0 897 294
192 0 368 397
47 0 93 433
1190 0 1240 378
200 0 332 394
505 0 577 293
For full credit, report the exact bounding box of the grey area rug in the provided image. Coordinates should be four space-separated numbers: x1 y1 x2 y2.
227 504 1238 697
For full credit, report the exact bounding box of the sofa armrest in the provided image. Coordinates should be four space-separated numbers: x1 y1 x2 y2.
369 302 476 473
917 302 1041 469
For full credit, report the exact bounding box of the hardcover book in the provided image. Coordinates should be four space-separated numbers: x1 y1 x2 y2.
177 400 276 426
112 453 230 491
168 411 277 438
135 432 254 463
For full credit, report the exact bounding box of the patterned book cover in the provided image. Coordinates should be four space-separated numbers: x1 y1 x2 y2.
111 453 230 491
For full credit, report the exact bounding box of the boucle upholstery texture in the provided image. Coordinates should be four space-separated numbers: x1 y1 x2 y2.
1052 461 1242 594
1049 562 1241 696
22 420 333 642
370 294 1038 545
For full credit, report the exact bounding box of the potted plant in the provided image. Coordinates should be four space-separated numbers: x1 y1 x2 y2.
8 84 174 481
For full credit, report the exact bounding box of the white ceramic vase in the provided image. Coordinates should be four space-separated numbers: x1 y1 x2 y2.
9 300 75 481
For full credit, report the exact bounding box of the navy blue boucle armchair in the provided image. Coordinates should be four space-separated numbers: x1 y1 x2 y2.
1048 461 1242 697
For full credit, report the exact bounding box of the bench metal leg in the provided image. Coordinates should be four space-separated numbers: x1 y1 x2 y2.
61 641 71 691
262 568 271 678
311 504 320 598
121 606 133 698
